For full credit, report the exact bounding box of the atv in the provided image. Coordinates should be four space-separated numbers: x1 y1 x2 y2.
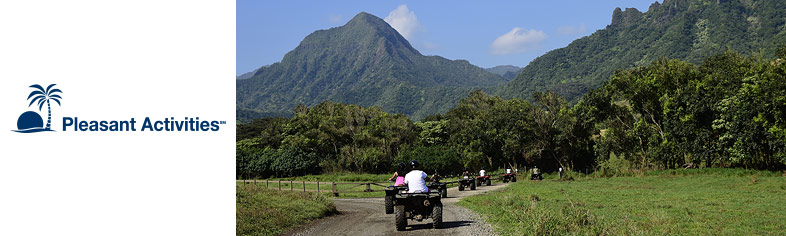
502 173 517 183
427 181 448 198
457 175 476 191
384 185 408 214
476 175 491 186
393 188 443 231
530 173 543 180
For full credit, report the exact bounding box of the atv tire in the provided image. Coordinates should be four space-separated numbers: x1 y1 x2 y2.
458 184 464 191
432 202 443 229
385 195 394 214
470 181 476 190
441 188 448 198
512 176 517 182
395 205 407 231
486 178 491 186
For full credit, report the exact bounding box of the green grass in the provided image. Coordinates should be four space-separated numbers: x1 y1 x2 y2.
237 184 338 236
459 168 786 235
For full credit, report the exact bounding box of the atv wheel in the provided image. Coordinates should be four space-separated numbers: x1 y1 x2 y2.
441 188 447 198
512 176 517 182
486 179 491 186
432 202 443 229
395 205 407 231
470 181 476 190
503 178 508 183
458 184 464 191
385 195 394 214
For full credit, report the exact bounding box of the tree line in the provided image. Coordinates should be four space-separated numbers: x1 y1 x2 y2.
237 49 786 179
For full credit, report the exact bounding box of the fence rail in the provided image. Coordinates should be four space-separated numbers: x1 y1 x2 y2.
237 172 515 196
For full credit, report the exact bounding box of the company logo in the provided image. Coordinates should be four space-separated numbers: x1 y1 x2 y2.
13 84 62 133
12 83 226 133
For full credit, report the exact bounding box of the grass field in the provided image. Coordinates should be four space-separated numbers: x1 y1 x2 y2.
459 168 786 235
236 184 338 236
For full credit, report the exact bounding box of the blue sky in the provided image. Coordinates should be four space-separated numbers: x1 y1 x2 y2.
237 1 656 75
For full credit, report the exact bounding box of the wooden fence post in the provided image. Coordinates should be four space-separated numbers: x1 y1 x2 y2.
365 183 371 192
278 180 281 191
303 181 306 192
290 180 293 191
266 180 269 189
332 182 338 197
317 181 320 192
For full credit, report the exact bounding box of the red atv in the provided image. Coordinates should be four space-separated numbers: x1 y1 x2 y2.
476 175 491 186
502 173 517 183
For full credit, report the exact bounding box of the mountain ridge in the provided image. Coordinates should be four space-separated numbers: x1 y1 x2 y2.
237 12 505 121
498 0 786 102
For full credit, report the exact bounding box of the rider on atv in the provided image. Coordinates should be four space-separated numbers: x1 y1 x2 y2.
404 160 429 193
388 162 408 186
431 169 442 183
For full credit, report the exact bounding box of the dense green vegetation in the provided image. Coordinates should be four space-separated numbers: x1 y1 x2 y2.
238 48 786 178
591 51 786 170
236 12 505 121
459 168 786 235
236 184 337 236
499 0 786 102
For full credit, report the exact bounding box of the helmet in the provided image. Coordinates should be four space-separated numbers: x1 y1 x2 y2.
409 160 420 169
481 166 485 170
434 169 439 174
396 162 407 172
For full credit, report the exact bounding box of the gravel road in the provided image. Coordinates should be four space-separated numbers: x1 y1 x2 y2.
285 181 509 236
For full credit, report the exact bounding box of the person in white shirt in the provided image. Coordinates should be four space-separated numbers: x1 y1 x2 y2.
506 168 512 174
479 167 486 176
404 160 429 193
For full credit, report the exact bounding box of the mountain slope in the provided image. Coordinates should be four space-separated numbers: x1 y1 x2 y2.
237 12 505 120
498 0 786 102
485 65 522 81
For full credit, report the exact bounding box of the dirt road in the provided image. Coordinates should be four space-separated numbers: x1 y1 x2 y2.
285 181 509 236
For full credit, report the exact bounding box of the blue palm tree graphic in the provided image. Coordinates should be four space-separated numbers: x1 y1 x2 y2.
27 84 62 130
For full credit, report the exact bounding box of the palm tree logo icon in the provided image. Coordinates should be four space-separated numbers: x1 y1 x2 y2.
13 84 62 133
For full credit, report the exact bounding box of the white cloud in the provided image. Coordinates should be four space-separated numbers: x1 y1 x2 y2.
490 27 547 55
556 23 587 35
328 14 343 24
384 5 422 40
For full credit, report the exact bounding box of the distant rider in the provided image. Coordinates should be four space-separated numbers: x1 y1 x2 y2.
479 167 486 177
404 160 429 193
388 162 408 186
461 168 471 177
431 169 442 183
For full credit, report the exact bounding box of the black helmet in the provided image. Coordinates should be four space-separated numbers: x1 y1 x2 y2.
481 166 486 170
434 169 439 174
409 160 420 169
396 162 407 172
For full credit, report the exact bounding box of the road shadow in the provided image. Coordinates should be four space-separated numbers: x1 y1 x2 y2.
441 220 474 229
404 220 474 231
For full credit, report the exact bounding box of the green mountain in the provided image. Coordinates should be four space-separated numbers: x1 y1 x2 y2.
237 12 505 121
498 0 786 102
485 65 522 81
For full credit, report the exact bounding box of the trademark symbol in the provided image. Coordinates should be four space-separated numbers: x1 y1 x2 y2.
220 121 226 125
